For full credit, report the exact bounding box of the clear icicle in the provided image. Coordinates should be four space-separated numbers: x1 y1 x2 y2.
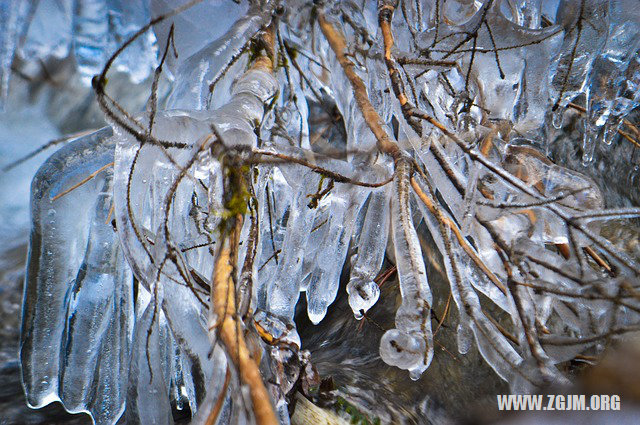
255 166 294 311
21 128 126 411
379 160 433 379
347 186 390 319
72 0 109 83
550 0 609 109
167 6 274 110
125 300 174 425
456 322 473 355
0 0 33 108
264 171 319 322
58 182 133 424
306 184 367 324
20 127 148 425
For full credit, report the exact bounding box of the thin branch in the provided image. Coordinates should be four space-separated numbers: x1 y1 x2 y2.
317 10 401 159
51 162 114 201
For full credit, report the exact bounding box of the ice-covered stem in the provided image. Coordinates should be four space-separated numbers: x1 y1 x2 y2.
409 175 506 295
379 1 408 108
411 174 535 387
208 22 279 425
380 2 640 277
456 134 640 275
347 187 389 319
251 149 393 187
212 216 278 425
317 9 401 160
249 20 276 74
237 204 259 320
500 253 556 381
379 159 434 379
378 1 468 194
377 0 452 139
379 1 510 296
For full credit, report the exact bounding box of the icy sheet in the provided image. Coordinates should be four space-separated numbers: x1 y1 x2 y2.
20 128 135 423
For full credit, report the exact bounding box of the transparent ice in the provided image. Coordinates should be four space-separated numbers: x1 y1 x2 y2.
8 0 640 424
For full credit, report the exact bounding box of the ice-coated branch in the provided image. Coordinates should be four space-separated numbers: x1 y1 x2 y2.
212 218 278 425
317 8 401 160
379 159 434 379
16 1 640 423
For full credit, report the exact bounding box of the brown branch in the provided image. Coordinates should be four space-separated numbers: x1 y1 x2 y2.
317 11 401 159
411 177 508 295
207 23 280 425
433 293 452 336
484 312 519 345
252 150 393 187
212 218 278 425
396 57 456 67
378 4 469 196
51 162 114 201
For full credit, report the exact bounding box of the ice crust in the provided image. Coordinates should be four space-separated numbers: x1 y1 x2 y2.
15 0 640 424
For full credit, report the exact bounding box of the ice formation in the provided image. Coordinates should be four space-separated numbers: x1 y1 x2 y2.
12 0 640 424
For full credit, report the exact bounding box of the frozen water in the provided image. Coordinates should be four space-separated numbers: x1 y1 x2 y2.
9 0 640 424
20 128 135 424
0 0 32 108
347 187 390 318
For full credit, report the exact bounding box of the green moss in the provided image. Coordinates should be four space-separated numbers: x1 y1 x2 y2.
216 164 251 233
335 396 380 425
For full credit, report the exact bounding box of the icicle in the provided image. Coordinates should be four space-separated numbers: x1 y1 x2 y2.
58 182 133 424
72 0 109 83
510 0 543 29
167 6 275 110
189 344 231 425
112 113 213 291
460 162 480 235
21 127 126 411
255 166 294 310
306 184 367 324
456 322 473 355
264 170 319 321
125 300 174 425
0 0 33 108
550 0 609 110
20 1 72 63
106 0 157 83
602 116 622 145
552 107 564 129
347 186 390 319
379 160 433 379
